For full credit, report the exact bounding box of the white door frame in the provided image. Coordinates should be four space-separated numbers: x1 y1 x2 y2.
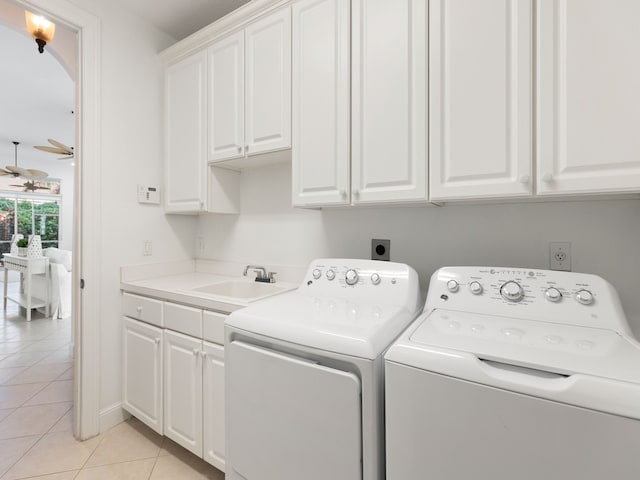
16 0 101 440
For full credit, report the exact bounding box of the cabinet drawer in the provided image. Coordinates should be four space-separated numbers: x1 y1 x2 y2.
164 302 203 337
123 293 163 327
203 311 227 345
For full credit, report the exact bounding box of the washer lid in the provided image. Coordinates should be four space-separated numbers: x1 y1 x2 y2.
225 291 418 359
406 309 640 385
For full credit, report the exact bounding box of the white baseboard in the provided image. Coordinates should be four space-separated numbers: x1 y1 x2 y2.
99 402 130 433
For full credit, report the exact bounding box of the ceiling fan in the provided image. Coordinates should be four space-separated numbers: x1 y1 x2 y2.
0 141 48 180
10 180 50 192
34 138 74 159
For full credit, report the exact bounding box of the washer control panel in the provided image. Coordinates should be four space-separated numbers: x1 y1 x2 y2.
425 267 630 335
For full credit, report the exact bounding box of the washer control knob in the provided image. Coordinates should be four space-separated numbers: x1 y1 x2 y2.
326 269 336 281
312 269 322 280
446 280 459 293
545 287 562 303
469 281 483 295
500 281 524 302
576 289 594 305
345 269 359 286
370 273 381 285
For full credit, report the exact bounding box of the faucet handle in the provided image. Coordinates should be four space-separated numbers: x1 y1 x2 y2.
267 272 277 283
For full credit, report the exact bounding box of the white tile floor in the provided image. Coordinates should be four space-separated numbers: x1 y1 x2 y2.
0 281 225 479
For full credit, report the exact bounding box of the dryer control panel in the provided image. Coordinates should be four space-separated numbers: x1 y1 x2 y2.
301 258 421 310
425 267 631 336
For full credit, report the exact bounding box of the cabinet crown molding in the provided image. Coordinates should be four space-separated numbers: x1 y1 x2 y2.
160 0 291 65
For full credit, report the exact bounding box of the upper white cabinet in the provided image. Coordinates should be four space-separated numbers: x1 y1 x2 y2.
293 0 428 207
245 8 292 156
165 52 207 213
536 0 640 196
208 32 245 162
291 0 351 206
209 7 292 164
351 0 428 204
429 0 533 201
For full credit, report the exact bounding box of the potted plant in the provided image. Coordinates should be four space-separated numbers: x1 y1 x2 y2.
16 238 29 256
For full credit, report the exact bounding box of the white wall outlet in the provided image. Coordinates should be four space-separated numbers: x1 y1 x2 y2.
549 241 571 271
197 236 205 254
143 240 152 256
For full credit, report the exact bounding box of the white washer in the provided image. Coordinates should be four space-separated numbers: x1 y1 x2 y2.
385 267 640 479
225 258 421 480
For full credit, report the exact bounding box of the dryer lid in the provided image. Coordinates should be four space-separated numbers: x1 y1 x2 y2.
226 291 418 359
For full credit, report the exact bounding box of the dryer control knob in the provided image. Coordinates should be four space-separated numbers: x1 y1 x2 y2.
345 269 359 285
469 281 483 295
370 273 381 285
500 281 524 302
576 289 594 305
545 287 562 303
312 269 322 280
446 280 459 293
326 269 336 281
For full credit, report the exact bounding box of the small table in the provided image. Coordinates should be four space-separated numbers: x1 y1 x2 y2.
3 253 50 321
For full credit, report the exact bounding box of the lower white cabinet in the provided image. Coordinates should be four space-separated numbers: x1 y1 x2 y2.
203 342 225 471
122 298 227 472
164 330 203 456
122 317 164 434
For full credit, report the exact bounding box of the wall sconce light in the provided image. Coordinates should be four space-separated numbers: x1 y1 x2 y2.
25 11 56 54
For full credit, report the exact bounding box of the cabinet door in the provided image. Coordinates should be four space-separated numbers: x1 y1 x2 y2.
122 317 163 434
352 0 427 204
537 0 640 195
429 0 533 201
292 0 351 207
245 7 292 156
163 330 203 457
165 51 207 213
208 32 245 162
203 341 225 472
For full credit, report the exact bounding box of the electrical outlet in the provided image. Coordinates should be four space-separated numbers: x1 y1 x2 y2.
371 239 390 261
549 241 571 271
197 236 205 253
143 240 152 256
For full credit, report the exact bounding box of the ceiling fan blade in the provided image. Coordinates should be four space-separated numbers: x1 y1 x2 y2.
24 169 49 180
5 166 29 177
48 139 73 154
0 168 11 176
35 146 68 154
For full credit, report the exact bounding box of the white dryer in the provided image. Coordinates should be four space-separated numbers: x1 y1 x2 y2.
385 267 640 479
225 258 421 480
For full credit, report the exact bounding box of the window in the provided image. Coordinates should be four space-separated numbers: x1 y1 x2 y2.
0 195 60 254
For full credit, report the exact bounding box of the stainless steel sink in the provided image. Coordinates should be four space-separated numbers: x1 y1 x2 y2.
191 280 289 300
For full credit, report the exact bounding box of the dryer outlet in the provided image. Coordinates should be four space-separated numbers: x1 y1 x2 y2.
371 239 390 261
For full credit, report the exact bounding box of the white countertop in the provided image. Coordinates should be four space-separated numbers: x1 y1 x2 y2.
120 260 300 314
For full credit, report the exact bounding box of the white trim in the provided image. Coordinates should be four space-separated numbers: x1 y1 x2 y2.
159 0 290 64
100 402 131 432
15 0 102 440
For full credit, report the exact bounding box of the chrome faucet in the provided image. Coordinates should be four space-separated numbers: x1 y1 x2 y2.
243 265 277 283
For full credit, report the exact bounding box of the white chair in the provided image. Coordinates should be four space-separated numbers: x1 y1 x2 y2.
32 248 72 318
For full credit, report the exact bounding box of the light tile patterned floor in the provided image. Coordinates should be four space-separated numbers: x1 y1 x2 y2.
0 281 225 479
